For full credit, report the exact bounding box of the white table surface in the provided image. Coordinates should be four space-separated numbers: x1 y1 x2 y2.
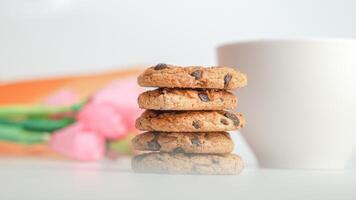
0 158 355 200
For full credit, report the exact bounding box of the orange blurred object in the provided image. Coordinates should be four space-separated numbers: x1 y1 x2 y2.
0 68 142 105
0 141 62 158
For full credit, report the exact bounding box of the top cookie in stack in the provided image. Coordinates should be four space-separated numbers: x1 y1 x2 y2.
132 64 247 175
138 63 247 90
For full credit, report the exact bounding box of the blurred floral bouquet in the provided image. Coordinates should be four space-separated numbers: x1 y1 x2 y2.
0 77 143 161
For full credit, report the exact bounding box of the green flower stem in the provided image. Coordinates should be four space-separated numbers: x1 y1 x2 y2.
0 102 84 118
23 118 74 132
0 118 74 132
0 124 50 144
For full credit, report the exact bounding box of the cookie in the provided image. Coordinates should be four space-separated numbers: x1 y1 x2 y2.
132 132 233 154
138 64 247 89
132 152 244 175
135 110 245 132
138 88 237 110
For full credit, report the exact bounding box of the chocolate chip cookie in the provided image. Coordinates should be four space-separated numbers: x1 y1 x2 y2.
138 88 237 110
138 64 247 89
135 110 245 132
131 152 244 175
132 132 233 154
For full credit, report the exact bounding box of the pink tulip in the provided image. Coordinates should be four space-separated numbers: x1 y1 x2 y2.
50 123 105 161
92 77 143 130
49 76 143 160
77 102 127 139
92 77 141 106
43 89 78 106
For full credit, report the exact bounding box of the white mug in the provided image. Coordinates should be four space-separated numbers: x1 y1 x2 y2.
217 39 356 169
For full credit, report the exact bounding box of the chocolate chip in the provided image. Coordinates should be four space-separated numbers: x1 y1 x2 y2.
212 158 220 164
173 147 185 153
133 154 146 162
191 137 201 147
185 153 194 158
224 74 232 88
192 121 201 129
147 140 161 151
223 112 240 126
147 133 161 151
154 63 169 70
190 70 202 80
198 91 210 102
152 110 165 116
220 118 229 125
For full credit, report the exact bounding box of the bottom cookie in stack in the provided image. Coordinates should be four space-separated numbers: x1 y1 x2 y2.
132 153 244 175
131 132 244 175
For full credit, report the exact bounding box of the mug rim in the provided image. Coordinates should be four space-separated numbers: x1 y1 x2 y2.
217 37 356 50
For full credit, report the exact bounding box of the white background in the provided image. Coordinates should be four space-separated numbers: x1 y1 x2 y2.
1 2 356 198
1 0 356 80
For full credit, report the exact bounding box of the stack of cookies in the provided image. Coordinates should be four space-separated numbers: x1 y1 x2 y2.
131 64 247 175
